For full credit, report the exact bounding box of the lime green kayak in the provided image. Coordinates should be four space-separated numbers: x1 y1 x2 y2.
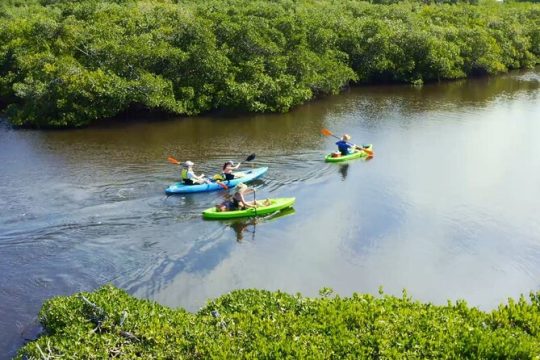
203 198 296 219
325 144 373 162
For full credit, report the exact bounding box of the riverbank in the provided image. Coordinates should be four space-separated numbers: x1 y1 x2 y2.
1 0 538 128
16 285 540 358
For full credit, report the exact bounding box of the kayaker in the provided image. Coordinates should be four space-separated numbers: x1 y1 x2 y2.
335 134 355 155
181 161 210 185
233 183 271 209
222 160 241 180
215 183 269 211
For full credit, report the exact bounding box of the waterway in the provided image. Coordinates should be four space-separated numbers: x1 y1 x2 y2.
1 70 539 358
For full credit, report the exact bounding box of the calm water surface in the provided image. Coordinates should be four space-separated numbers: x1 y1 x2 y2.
1 71 539 357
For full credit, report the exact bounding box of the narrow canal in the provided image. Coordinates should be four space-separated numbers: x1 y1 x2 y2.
1 70 539 357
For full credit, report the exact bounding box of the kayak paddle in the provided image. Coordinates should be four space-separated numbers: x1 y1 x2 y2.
233 153 256 166
320 129 374 156
167 156 181 165
167 156 227 189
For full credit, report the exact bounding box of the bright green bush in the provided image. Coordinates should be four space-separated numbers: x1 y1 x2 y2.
16 285 540 358
0 0 539 127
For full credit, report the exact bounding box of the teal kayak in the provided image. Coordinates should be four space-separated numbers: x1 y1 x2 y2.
165 167 268 195
202 198 296 219
325 144 373 163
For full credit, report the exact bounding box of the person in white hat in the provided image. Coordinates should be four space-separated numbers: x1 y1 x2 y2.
232 183 270 209
181 161 209 185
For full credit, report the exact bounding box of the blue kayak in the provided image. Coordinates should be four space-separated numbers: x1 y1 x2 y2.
165 167 268 195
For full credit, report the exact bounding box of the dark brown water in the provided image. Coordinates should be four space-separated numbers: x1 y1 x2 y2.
1 70 539 357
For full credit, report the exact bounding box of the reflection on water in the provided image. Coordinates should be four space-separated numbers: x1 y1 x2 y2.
332 156 374 181
229 219 257 242
1 68 539 358
228 208 297 242
338 164 349 181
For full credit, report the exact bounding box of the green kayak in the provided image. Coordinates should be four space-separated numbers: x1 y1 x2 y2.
325 144 373 163
203 198 296 219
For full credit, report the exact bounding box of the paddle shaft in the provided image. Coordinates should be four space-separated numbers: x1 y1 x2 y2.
253 189 257 217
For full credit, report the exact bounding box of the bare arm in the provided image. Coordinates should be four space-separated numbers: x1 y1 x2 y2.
239 193 256 208
225 164 241 172
188 170 206 182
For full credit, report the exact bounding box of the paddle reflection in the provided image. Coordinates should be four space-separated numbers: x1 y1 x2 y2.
229 218 257 242
227 208 296 242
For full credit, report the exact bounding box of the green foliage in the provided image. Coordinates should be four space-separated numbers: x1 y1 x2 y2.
17 285 540 358
0 0 538 127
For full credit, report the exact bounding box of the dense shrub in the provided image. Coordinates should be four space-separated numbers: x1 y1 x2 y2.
0 0 538 127
17 285 540 358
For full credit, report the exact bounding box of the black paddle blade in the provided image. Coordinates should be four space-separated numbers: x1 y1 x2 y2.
245 153 256 162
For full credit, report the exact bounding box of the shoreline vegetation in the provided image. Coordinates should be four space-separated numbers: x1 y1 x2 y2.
0 0 538 128
17 285 540 358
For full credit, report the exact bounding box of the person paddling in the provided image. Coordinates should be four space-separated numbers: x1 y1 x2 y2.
222 160 241 180
232 184 270 209
321 128 374 158
216 183 270 212
335 134 355 155
181 161 210 185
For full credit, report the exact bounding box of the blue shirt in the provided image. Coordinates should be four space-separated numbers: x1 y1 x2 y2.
336 140 353 155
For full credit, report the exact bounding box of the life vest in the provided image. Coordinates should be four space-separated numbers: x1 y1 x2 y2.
181 168 189 181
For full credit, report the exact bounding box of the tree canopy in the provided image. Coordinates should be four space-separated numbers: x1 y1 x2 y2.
0 0 538 127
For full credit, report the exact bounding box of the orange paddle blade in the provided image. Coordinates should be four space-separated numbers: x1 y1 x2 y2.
321 128 333 137
167 156 181 165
